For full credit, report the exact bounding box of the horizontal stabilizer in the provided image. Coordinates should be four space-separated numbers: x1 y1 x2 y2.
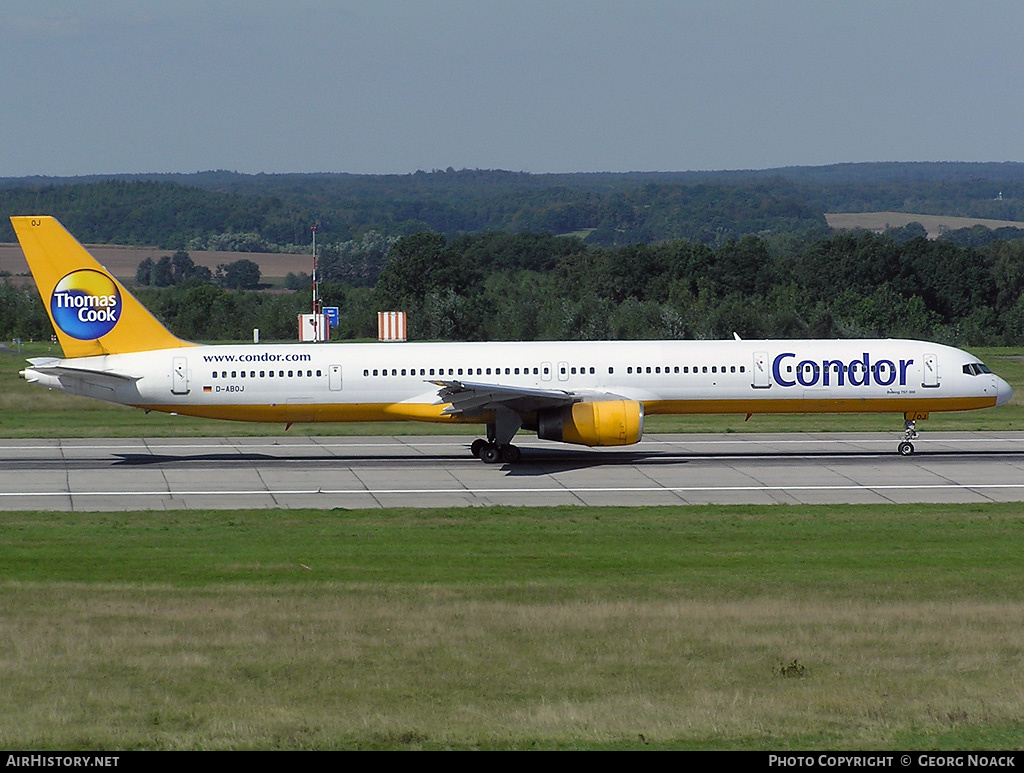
23 358 140 385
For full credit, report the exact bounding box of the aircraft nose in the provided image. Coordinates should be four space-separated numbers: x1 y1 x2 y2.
996 376 1013 406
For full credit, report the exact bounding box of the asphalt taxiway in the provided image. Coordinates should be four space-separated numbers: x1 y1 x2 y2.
2 432 1024 511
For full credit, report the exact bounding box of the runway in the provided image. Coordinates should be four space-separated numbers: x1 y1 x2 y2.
3 432 1024 511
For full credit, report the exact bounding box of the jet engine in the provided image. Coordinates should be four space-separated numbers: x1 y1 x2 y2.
537 400 644 447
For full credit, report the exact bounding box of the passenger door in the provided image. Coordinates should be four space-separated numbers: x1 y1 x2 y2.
922 353 939 388
171 356 189 395
752 351 771 389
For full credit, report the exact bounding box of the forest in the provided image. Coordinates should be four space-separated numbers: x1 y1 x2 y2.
2 164 1024 347
4 227 1024 348
3 162 1024 249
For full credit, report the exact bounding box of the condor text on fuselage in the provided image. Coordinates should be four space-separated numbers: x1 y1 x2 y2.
772 352 914 388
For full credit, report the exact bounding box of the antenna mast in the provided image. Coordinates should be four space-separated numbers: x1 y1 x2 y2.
311 224 319 316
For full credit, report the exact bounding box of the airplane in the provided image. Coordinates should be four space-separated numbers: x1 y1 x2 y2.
12 215 1013 463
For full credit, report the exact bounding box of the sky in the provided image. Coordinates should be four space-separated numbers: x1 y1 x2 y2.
2 0 1023 177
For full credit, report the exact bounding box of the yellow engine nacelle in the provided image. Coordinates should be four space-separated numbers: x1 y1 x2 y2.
537 400 644 447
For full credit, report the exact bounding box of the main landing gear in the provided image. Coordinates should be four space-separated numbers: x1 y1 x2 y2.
898 419 920 456
471 407 524 464
471 438 522 464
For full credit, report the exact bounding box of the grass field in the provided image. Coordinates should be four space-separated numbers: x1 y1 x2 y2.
3 342 1023 438
0 242 307 286
4 341 1024 749
2 505 1023 750
824 212 1024 239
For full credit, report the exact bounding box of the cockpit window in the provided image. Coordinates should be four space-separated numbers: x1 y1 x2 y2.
962 362 994 376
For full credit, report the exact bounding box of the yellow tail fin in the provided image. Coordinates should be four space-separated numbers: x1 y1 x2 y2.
11 216 194 358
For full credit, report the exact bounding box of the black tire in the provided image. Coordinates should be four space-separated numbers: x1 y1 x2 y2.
501 445 522 464
898 441 915 456
481 445 501 464
471 439 487 458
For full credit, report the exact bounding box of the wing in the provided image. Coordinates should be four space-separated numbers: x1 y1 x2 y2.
431 379 577 418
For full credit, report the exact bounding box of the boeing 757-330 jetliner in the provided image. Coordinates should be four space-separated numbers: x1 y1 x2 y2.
13 216 1013 463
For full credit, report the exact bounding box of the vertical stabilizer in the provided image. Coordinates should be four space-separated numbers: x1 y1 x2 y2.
11 216 194 358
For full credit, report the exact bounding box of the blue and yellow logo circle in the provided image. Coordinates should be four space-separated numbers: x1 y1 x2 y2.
50 269 122 340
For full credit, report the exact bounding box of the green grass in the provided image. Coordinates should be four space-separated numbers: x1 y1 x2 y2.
2 504 1024 749
3 342 1024 437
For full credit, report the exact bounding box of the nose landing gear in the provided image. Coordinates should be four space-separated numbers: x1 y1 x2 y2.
898 418 920 455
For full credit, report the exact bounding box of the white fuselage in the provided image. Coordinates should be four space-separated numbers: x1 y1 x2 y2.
23 338 1012 426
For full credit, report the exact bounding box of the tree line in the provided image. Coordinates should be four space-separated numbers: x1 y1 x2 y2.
134 251 263 290
4 228 1024 347
8 164 1024 254
372 229 1024 345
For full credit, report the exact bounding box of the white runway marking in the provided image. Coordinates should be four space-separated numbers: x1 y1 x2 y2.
3 483 1024 499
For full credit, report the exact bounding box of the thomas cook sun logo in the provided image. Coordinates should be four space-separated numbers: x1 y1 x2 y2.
50 269 122 340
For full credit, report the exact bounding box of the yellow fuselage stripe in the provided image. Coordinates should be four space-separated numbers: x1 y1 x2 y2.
136 395 996 424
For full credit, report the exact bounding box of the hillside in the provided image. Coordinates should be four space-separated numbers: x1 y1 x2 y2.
3 163 1022 251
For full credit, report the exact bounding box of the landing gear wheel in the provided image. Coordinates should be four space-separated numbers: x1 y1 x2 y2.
500 444 522 464
481 445 501 464
899 418 920 456
471 438 487 458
